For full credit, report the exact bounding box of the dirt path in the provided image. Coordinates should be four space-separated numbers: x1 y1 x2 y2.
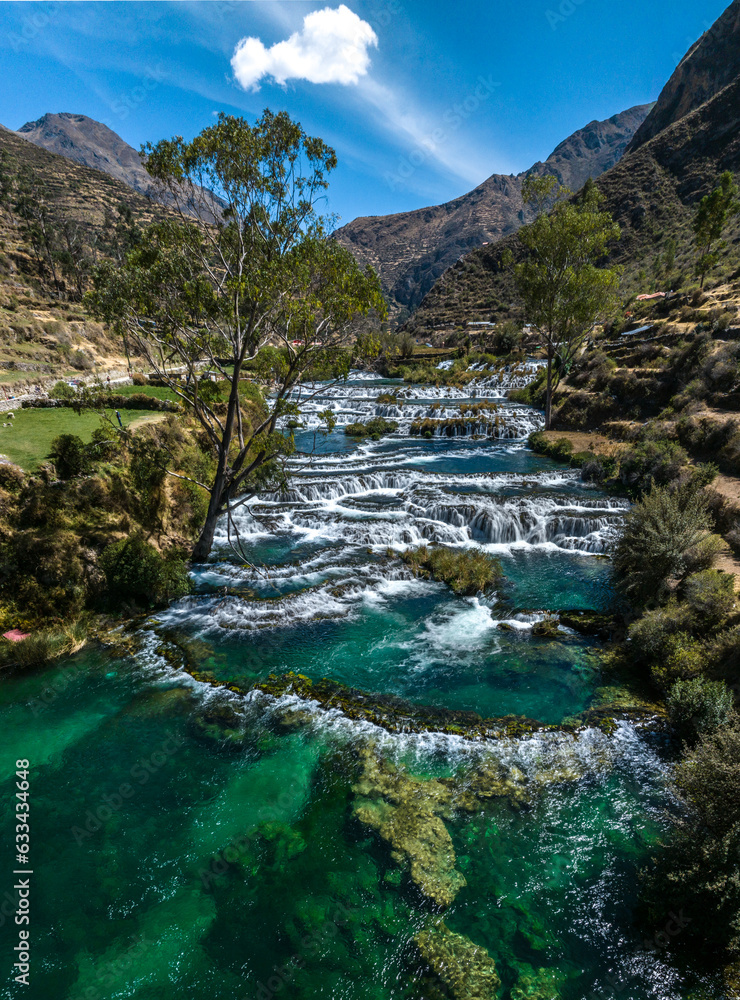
127 413 169 432
540 429 626 455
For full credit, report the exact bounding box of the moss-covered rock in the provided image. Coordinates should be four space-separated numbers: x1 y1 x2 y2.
352 745 465 908
511 963 568 1000
413 920 501 999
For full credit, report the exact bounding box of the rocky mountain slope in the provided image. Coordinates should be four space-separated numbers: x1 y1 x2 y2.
16 112 154 196
334 104 652 319
0 127 169 382
405 74 740 338
626 0 740 152
405 3 740 339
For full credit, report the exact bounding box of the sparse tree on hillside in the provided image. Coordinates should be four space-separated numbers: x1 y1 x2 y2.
694 171 739 289
88 111 385 562
509 175 621 429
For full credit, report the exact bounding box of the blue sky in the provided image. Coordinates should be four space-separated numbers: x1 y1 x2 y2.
0 0 730 227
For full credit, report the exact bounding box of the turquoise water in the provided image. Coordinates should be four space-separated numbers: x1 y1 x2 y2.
0 376 721 999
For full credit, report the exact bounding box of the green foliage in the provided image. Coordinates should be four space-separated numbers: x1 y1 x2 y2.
48 433 90 479
628 599 695 661
667 676 734 742
617 439 689 494
693 171 740 287
99 534 190 608
398 545 504 596
88 111 385 559
491 320 522 355
344 417 398 440
642 720 740 958
50 380 75 400
128 438 167 530
681 569 736 630
509 366 546 406
613 482 714 606
513 178 621 426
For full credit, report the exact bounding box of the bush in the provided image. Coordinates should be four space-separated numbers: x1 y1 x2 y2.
0 462 25 491
344 417 398 440
654 633 706 686
131 372 148 386
681 570 736 630
70 350 93 371
100 534 191 607
491 320 522 355
50 380 75 400
628 601 695 663
667 676 734 742
398 545 503 596
617 439 688 494
48 434 90 479
613 482 714 606
682 532 724 575
642 720 740 958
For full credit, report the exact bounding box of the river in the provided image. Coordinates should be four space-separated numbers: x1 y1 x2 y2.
0 371 722 999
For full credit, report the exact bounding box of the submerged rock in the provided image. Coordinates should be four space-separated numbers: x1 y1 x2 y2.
413 920 501 999
351 745 465 908
557 609 624 640
511 962 568 999
191 701 246 748
449 755 530 811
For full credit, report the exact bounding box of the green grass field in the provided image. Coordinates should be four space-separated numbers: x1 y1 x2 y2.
0 407 161 470
111 384 178 401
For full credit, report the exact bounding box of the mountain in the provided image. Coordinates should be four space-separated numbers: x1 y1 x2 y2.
626 0 740 153
334 104 652 320
16 112 154 196
405 60 740 338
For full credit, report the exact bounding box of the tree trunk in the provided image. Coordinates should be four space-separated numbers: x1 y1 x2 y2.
192 499 221 562
192 457 230 562
545 349 554 431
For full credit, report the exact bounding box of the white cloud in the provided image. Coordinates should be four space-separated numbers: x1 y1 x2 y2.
231 5 377 91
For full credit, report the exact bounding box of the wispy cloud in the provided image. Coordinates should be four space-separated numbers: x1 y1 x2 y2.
358 77 500 188
231 4 377 91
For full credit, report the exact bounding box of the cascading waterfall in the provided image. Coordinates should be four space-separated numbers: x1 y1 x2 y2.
3 366 712 1000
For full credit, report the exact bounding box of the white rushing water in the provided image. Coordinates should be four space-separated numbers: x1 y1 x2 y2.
182 370 628 636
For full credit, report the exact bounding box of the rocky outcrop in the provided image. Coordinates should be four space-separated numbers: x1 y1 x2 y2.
351 745 465 908
413 920 501 1000
16 113 153 195
626 0 740 153
334 105 651 318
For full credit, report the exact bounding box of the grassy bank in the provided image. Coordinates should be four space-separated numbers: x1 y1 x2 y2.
0 407 163 470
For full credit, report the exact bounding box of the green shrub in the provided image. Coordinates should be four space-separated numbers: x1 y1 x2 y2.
0 462 25 491
681 570 736 630
655 633 705 686
100 534 190 607
398 545 503 596
628 601 696 663
667 676 734 742
48 434 90 479
50 380 75 400
613 482 714 605
617 439 688 494
682 532 724 575
642 720 740 958
344 417 398 440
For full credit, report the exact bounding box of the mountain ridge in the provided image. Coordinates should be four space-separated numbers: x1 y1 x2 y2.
626 0 740 153
334 104 652 320
16 112 154 196
404 74 740 338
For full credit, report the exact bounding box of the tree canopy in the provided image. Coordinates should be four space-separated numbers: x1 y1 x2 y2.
511 175 621 429
89 110 385 560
